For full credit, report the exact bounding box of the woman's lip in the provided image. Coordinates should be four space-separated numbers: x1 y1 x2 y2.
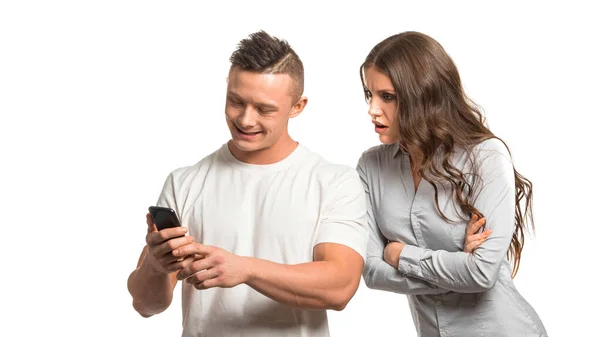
374 124 389 134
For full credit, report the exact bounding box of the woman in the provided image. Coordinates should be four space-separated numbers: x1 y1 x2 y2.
357 31 547 337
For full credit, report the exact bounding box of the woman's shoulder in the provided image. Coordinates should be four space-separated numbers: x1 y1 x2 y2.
360 143 400 158
466 137 515 175
471 137 512 160
357 143 400 167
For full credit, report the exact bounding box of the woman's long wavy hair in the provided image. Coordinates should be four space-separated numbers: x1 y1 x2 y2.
360 31 534 277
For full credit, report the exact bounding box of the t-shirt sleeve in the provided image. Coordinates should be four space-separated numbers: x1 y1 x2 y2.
155 172 180 217
313 167 369 261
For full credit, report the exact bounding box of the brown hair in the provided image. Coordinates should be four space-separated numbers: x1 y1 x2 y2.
360 31 534 277
230 30 304 102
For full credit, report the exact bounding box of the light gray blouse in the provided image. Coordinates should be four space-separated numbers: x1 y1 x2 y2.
357 139 547 337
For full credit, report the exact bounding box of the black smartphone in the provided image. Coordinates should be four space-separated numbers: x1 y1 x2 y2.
148 206 181 231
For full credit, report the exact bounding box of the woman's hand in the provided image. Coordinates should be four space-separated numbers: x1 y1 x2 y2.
384 241 405 268
383 214 489 269
464 214 491 253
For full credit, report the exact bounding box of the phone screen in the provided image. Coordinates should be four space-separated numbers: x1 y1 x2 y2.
149 206 181 231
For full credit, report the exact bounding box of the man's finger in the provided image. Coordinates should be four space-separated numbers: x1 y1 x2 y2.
195 277 221 290
147 213 157 233
173 243 213 258
186 267 219 285
165 255 196 272
177 256 214 280
155 235 195 256
147 227 188 246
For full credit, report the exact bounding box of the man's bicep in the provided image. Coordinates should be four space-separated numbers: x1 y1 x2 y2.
313 243 364 280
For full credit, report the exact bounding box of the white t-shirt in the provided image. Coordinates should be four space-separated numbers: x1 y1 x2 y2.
155 142 368 337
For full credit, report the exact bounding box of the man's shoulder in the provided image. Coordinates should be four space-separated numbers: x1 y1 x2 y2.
297 145 361 185
165 144 226 182
298 144 348 168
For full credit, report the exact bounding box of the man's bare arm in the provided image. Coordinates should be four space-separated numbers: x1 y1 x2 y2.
174 242 364 311
127 214 194 317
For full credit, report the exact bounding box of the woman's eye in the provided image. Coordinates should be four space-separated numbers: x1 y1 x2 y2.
382 93 396 101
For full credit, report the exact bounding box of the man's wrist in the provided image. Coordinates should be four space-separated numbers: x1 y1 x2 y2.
140 251 169 277
241 256 258 284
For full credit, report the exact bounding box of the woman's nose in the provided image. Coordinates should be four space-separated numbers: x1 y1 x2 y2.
368 105 383 117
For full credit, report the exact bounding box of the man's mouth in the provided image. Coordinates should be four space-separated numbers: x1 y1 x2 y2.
236 125 262 136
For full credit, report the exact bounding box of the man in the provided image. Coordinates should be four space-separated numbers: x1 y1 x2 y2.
127 30 368 337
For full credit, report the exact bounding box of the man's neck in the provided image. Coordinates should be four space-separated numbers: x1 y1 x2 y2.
228 136 299 165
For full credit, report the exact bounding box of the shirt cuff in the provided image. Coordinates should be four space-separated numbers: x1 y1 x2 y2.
397 244 424 277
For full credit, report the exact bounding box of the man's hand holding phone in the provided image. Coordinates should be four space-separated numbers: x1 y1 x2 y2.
144 212 195 275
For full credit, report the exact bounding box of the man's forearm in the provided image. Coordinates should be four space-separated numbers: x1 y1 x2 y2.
127 247 176 317
242 257 359 311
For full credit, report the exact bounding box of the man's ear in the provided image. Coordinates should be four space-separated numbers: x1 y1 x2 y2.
289 96 308 118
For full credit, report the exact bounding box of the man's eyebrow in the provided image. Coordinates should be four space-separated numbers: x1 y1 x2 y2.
226 91 241 98
255 102 278 110
226 92 278 110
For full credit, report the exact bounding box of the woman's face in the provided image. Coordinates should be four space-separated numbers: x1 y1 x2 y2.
363 66 399 144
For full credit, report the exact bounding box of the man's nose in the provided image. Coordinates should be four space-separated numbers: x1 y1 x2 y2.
238 107 258 127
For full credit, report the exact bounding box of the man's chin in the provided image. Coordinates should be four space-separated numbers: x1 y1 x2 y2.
229 137 264 152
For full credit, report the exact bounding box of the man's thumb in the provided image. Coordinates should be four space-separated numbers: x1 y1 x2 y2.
146 213 158 233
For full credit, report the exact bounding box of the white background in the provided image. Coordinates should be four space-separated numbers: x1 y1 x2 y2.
1 1 598 336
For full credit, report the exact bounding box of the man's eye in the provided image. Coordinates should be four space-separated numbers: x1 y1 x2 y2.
229 99 243 106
